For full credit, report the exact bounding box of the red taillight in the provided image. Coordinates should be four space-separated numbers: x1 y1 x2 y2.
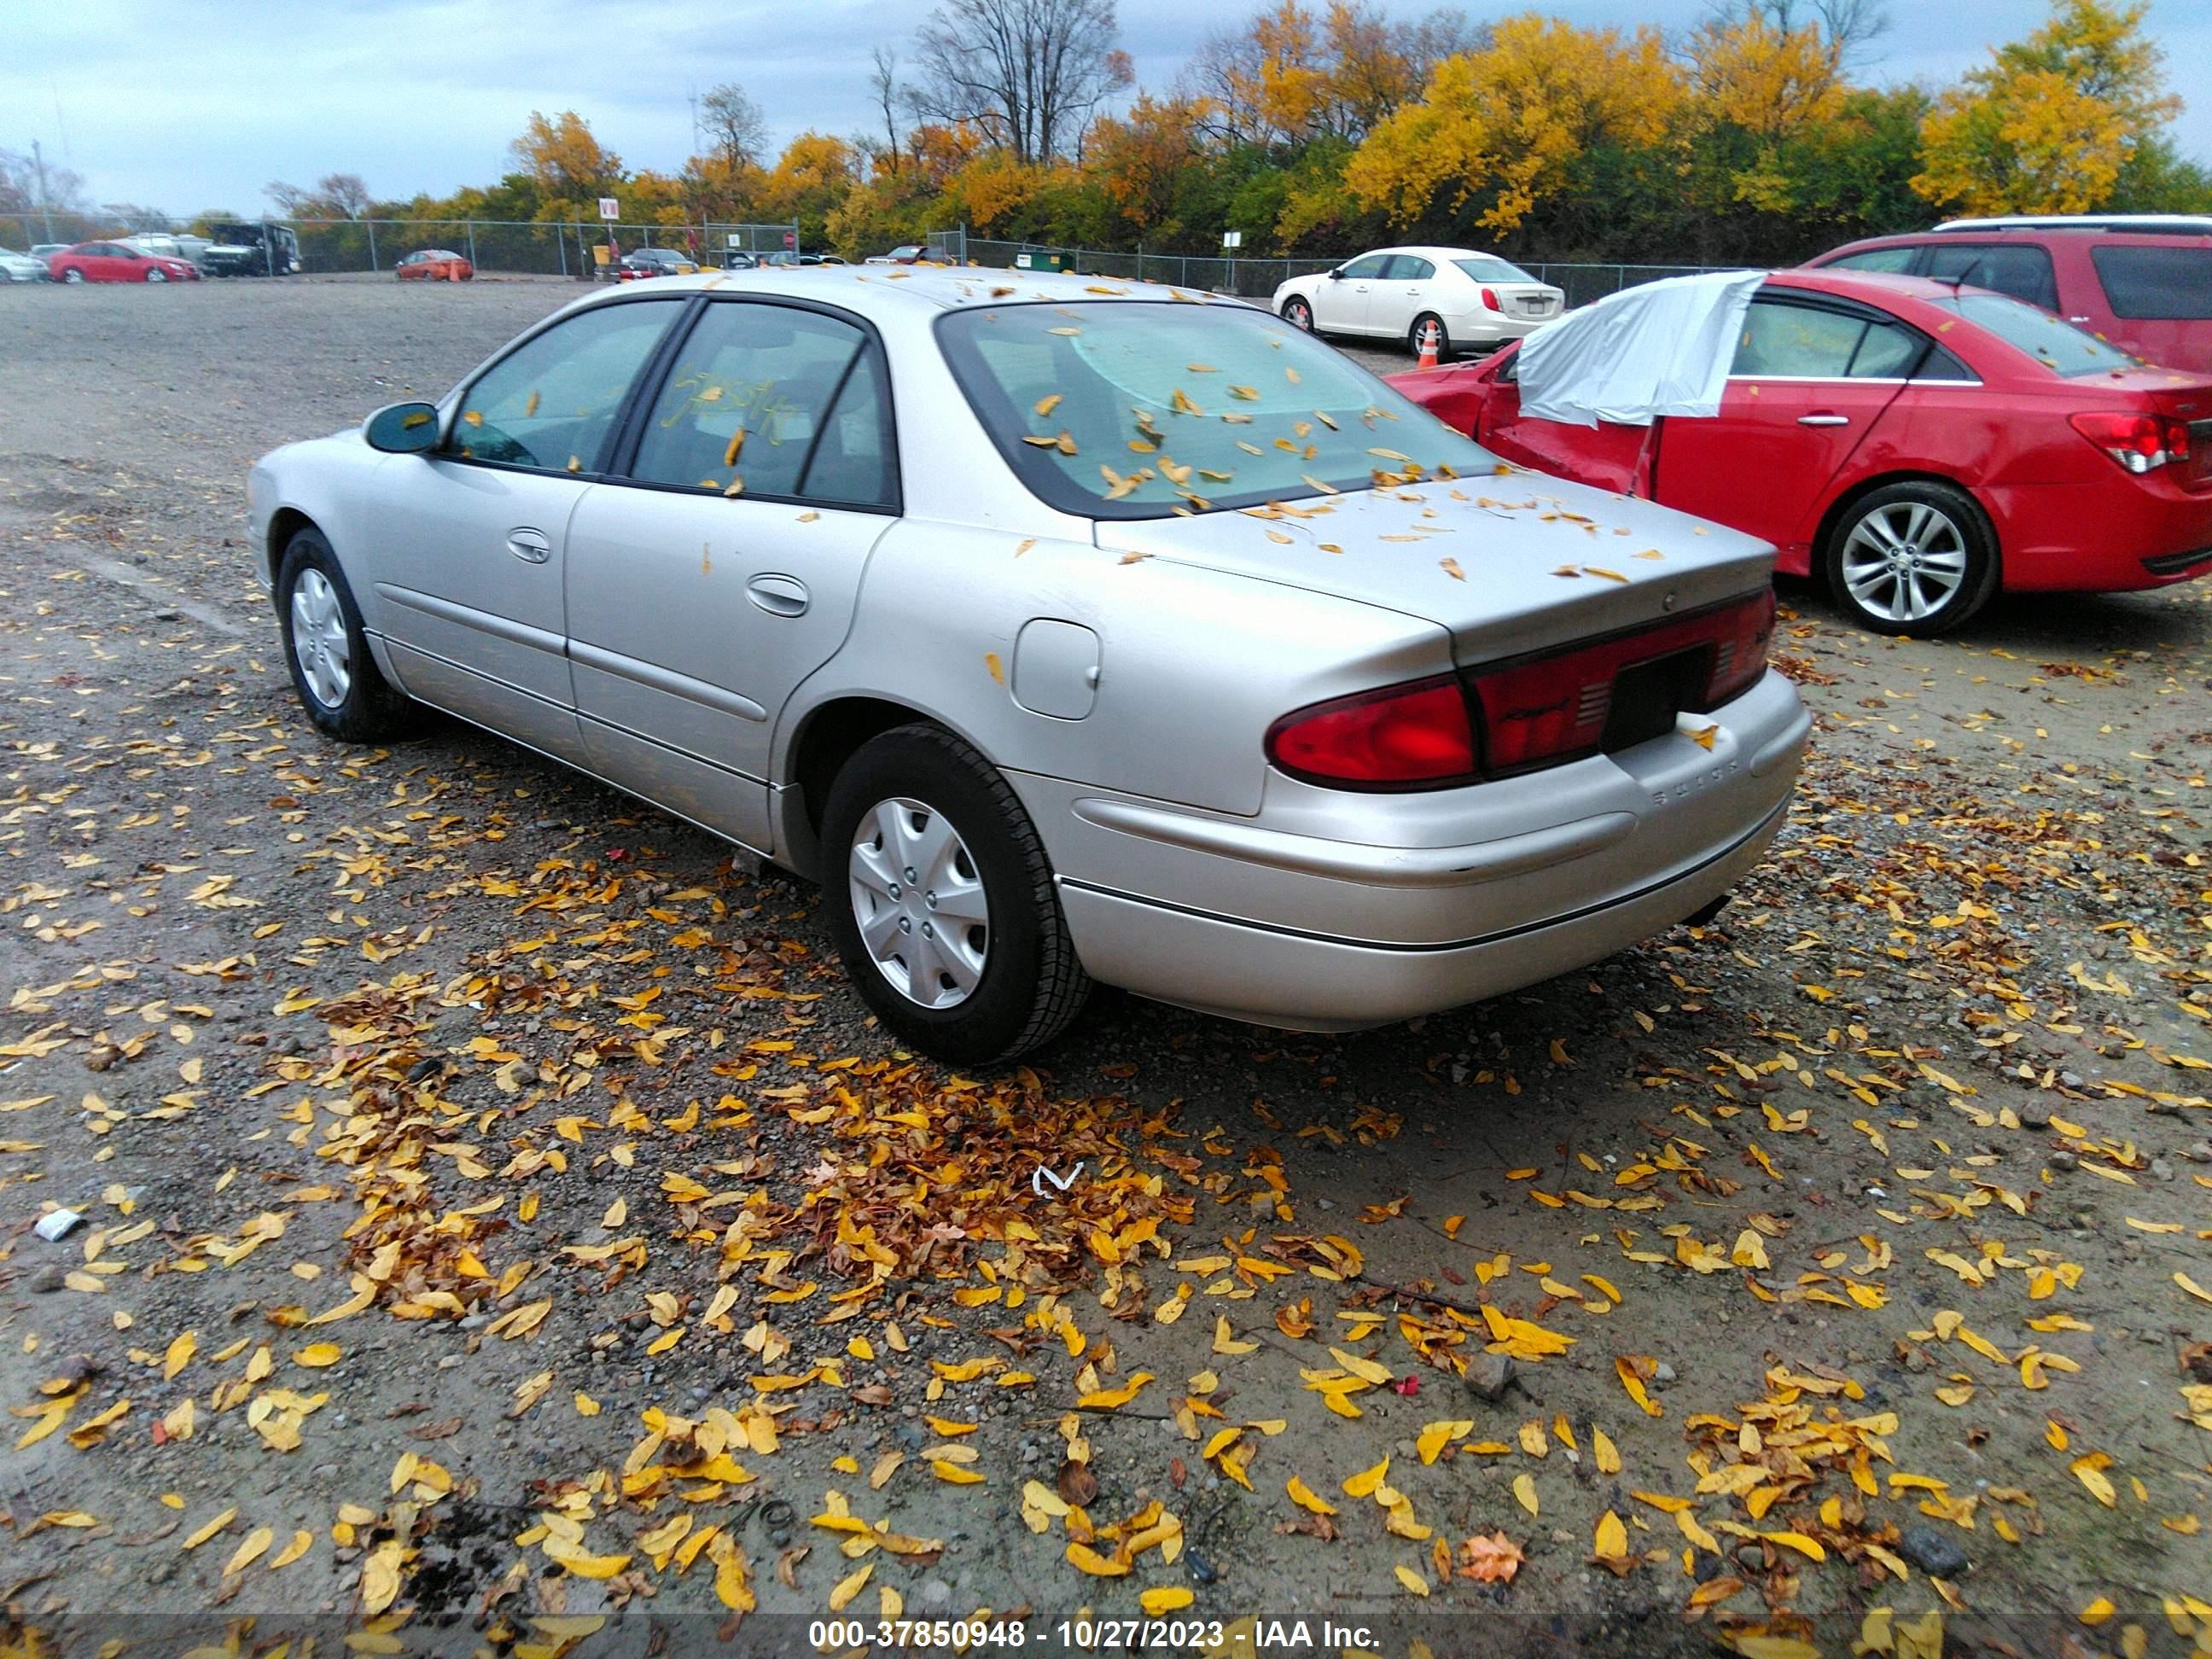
1268 593 1778 789
1266 677 1477 789
2070 410 2190 474
1480 286 1501 311
1470 590 1777 777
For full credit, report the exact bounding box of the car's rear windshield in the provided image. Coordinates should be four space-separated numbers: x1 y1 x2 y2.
1932 291 2137 376
1453 255 1536 284
2090 244 2212 320
937 300 1494 517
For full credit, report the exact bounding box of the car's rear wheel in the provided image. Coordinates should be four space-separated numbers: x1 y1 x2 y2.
1283 295 1314 332
1409 311 1450 358
61 268 83 284
276 527 416 742
1823 480 1998 637
821 725 1091 1064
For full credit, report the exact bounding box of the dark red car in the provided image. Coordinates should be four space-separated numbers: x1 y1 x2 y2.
48 241 200 284
1806 215 2212 374
1390 270 2212 634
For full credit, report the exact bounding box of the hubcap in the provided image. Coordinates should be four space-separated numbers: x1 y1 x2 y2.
1839 501 1968 624
847 796 989 1010
148 269 166 282
289 568 352 708
1288 301 1311 330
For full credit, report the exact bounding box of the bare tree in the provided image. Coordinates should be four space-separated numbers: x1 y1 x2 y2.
100 202 173 232
911 0 1133 163
1709 0 1892 68
317 172 371 218
264 180 315 216
870 45 903 174
700 82 768 170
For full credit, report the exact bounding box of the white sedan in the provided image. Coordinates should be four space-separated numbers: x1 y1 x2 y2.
1273 247 1565 358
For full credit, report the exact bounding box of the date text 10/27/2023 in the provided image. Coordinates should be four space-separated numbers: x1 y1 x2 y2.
804 1618 1382 1650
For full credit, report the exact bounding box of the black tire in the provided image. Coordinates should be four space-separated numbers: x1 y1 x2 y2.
61 268 83 284
1410 311 1450 359
1820 479 1998 637
1282 295 1314 332
820 725 1091 1064
274 527 416 742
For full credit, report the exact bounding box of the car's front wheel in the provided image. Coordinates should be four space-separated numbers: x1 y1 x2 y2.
275 527 416 741
1282 295 1314 332
146 267 167 282
1823 480 1998 637
821 725 1091 1063
61 268 84 284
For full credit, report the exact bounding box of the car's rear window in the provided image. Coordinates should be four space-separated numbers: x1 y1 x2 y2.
938 300 1494 517
1453 255 1537 284
1930 291 2136 376
2090 245 2212 320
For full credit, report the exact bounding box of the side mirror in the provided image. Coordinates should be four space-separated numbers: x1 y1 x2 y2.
364 401 440 454
1326 267 1343 280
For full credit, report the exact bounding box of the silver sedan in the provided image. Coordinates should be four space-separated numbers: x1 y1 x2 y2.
248 268 1807 1062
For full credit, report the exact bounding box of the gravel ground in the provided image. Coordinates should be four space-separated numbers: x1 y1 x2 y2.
2 276 2209 1657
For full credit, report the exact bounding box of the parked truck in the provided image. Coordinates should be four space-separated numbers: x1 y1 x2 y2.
201 222 302 276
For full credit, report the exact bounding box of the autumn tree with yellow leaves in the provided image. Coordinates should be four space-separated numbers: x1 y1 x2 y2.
373 0 2203 265
1911 0 2188 217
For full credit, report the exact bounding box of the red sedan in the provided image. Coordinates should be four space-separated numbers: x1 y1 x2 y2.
1392 270 2212 634
48 241 200 284
396 249 473 282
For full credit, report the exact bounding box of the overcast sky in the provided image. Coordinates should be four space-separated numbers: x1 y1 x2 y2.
10 0 2211 219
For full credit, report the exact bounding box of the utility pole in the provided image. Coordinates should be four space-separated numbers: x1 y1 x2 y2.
31 139 53 242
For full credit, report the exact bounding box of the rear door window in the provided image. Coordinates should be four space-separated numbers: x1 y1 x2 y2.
627 300 888 504
2090 245 2212 320
1848 317 1928 377
1731 301 1866 377
1384 256 1435 280
1924 242 2059 312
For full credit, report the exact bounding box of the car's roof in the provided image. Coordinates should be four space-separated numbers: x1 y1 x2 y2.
1936 213 2212 236
564 265 1256 322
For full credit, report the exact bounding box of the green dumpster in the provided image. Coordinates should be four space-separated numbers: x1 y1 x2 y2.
1012 249 1068 274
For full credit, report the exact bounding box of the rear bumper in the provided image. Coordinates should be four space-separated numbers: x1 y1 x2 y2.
1447 308 1559 345
1019 668 1808 1030
1057 795 1784 1030
1984 477 2212 591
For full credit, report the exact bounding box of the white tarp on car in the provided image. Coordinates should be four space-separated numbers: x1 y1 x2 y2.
1516 270 1765 428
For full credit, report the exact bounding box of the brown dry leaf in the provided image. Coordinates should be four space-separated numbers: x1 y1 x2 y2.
1458 1531 1524 1583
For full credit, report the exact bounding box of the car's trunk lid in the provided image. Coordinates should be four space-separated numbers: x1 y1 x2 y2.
1490 282 1565 323
1094 470 1773 668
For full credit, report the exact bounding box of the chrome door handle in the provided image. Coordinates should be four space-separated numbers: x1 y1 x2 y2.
506 527 551 562
745 573 809 617
2068 315 2090 323
1796 414 1850 427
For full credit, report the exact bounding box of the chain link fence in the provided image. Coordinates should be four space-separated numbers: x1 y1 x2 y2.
276 218 800 278
2 216 800 276
925 227 1747 306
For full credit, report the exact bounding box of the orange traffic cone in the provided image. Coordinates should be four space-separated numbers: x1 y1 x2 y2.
1416 319 1441 370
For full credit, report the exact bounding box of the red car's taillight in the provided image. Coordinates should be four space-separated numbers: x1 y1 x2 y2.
1266 677 1477 789
2070 410 2191 474
1268 591 1777 790
1469 589 1777 777
1479 286 1502 311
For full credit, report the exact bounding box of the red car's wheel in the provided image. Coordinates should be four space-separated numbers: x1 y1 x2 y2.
1824 480 1999 637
